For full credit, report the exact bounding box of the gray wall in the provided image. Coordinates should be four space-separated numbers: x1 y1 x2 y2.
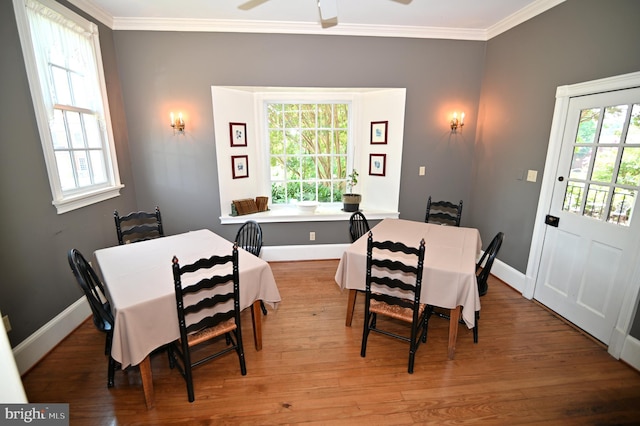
470 0 640 336
113 31 484 245
2 0 640 349
0 0 138 347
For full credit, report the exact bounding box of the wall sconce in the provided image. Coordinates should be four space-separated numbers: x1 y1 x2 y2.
170 112 185 134
450 112 465 133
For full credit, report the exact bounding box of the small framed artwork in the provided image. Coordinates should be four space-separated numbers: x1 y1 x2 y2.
229 122 247 147
369 154 386 176
232 155 249 179
370 121 388 144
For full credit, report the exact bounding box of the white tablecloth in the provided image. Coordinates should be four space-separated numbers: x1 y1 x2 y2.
94 229 281 368
335 219 481 328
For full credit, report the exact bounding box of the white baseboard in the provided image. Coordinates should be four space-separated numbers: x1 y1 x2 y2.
13 297 90 375
261 243 349 261
620 335 640 371
491 258 526 294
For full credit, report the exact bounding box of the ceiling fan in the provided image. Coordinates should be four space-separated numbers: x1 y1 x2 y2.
239 0 412 29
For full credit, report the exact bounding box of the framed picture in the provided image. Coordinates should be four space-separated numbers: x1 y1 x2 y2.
232 155 249 179
229 122 247 147
370 121 388 144
369 154 386 176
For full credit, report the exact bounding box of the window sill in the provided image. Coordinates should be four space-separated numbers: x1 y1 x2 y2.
220 205 399 224
54 185 124 214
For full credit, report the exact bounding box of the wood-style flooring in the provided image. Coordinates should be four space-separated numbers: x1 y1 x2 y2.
22 260 640 425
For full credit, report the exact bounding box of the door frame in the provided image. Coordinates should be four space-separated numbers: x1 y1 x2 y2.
524 71 640 358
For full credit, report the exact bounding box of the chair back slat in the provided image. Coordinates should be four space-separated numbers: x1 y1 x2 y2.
235 220 263 257
349 211 371 242
114 207 164 245
476 232 504 296
67 249 114 332
425 196 463 226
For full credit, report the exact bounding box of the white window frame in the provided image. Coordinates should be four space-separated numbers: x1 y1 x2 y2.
13 0 123 214
257 93 357 208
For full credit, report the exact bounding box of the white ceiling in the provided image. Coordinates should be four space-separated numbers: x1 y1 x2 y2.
68 0 565 40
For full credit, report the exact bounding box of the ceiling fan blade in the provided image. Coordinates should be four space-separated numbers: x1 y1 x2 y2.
238 0 270 11
318 0 338 21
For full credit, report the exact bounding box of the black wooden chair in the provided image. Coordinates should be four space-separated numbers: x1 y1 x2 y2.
424 196 463 226
235 220 267 315
361 232 429 374
113 207 164 245
427 231 505 343
168 243 247 402
67 248 117 388
349 211 370 242
472 231 504 342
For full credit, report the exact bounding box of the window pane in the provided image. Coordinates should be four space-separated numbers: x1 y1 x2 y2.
268 104 283 127
301 157 316 179
301 130 316 154
627 104 640 144
563 182 584 213
51 65 71 105
301 182 316 201
270 156 285 180
608 188 636 226
270 130 284 154
84 114 102 148
336 130 348 153
591 147 617 183
335 104 348 127
301 105 316 127
271 182 286 203
318 181 332 202
584 184 609 220
286 157 300 179
569 146 592 180
90 150 107 184
74 151 91 187
600 105 628 144
317 130 331 154
288 182 301 201
70 72 90 109
55 151 75 191
617 147 640 186
66 111 85 149
284 105 299 127
51 109 68 149
576 108 600 144
285 131 300 154
318 104 332 127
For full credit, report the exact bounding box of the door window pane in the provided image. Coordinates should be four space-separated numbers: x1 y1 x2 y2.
584 184 609 220
576 108 600 144
600 105 628 144
608 188 636 225
569 146 592 179
591 147 618 183
627 104 640 144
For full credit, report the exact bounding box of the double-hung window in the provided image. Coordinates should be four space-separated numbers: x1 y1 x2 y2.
14 0 122 213
268 102 350 204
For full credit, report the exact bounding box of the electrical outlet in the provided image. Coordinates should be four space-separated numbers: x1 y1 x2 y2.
309 231 316 241
527 169 538 182
2 315 11 333
419 166 426 176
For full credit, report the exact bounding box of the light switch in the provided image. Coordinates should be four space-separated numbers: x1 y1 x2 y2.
527 170 538 182
419 166 426 176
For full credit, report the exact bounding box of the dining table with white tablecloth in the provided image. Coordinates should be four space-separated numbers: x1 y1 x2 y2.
334 218 481 359
94 229 281 409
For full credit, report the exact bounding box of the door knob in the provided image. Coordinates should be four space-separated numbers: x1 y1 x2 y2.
558 176 564 182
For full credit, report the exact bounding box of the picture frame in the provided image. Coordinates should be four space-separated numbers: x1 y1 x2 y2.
370 121 388 144
229 122 247 147
369 154 386 176
232 155 249 179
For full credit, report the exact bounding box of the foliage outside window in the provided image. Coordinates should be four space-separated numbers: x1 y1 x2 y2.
15 0 121 213
563 103 640 226
268 102 350 204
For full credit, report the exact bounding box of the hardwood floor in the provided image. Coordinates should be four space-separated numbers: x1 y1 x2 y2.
22 260 640 425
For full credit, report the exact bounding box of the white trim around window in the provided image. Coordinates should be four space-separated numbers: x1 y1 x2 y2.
13 0 123 214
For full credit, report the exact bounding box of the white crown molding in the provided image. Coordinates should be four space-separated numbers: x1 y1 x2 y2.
66 0 113 28
65 0 566 41
112 18 488 40
487 0 566 39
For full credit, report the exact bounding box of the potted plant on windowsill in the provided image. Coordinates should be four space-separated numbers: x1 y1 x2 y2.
342 169 361 212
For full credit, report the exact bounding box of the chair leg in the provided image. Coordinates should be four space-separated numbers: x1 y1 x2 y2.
260 300 268 316
361 313 372 357
234 330 247 376
107 356 116 388
473 311 480 343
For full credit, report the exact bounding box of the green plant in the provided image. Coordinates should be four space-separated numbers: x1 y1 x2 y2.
346 169 359 194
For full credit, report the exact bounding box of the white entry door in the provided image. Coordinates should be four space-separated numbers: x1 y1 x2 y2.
534 87 640 344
